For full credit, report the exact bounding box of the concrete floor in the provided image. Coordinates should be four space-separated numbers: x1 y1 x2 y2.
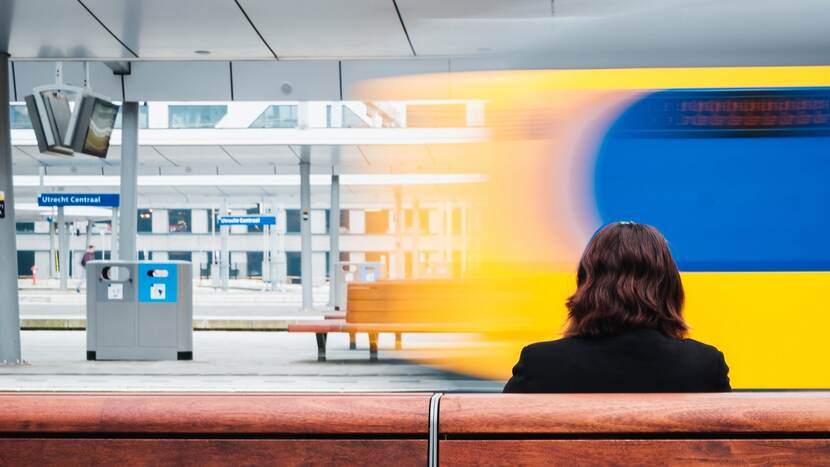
0 331 504 393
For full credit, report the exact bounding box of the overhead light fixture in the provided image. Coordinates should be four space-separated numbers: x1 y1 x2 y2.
194 50 211 55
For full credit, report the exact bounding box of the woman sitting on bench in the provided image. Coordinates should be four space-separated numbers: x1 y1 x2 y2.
504 221 730 393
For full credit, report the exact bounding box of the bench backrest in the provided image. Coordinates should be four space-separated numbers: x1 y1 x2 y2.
345 279 541 327
438 392 830 465
2 392 829 465
0 393 430 467
347 280 462 324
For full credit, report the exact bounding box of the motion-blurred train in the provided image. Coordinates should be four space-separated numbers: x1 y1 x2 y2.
358 66 830 389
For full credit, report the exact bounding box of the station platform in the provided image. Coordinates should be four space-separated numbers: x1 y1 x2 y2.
0 331 503 393
19 282 333 330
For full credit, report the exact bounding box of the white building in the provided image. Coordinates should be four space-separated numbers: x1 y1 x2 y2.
10 100 485 284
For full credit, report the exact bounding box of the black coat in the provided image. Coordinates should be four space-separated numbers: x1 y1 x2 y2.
503 329 730 393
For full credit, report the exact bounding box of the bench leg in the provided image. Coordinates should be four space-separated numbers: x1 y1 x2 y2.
395 332 402 350
315 333 327 362
349 332 356 350
369 333 378 362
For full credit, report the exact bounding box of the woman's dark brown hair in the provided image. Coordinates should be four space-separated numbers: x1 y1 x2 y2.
565 222 688 339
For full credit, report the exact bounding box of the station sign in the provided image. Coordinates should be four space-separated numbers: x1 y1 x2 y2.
38 193 120 208
217 215 276 226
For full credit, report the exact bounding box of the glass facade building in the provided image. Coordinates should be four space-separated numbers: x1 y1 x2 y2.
168 105 228 129
250 105 298 128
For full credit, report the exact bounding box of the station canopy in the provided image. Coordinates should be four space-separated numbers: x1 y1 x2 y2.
3 0 829 207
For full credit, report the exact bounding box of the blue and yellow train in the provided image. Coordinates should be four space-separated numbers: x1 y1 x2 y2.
365 66 830 388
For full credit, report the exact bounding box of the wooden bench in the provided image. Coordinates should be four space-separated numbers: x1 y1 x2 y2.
1 392 829 465
438 392 830 465
0 392 430 467
288 280 477 361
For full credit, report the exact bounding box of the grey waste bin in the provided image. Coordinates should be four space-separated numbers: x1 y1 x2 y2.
333 261 385 311
86 260 193 361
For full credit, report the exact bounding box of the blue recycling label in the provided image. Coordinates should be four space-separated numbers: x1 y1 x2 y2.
138 263 178 303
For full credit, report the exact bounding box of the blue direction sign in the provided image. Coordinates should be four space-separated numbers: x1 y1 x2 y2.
38 193 120 208
217 215 276 226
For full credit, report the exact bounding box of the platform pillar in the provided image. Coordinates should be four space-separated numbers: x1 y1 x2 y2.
220 198 229 290
300 148 312 311
328 173 340 306
118 101 139 261
0 53 21 363
58 207 68 290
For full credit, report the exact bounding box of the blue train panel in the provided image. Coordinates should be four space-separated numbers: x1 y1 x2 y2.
594 88 830 271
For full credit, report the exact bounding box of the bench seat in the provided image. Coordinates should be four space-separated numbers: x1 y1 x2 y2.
287 319 345 333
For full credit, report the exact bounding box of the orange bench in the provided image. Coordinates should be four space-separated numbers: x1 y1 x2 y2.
287 278 579 361
288 280 469 361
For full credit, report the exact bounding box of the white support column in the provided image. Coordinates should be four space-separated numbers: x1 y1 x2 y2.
328 173 340 306
220 198 229 290
58 207 69 290
271 201 286 291
460 202 468 276
265 199 274 289
411 199 421 279
210 203 217 285
298 102 313 309
393 188 404 279
81 219 93 286
84 219 92 254
118 101 139 262
260 199 269 285
444 201 453 263
300 148 313 311
49 218 56 278
111 208 119 261
0 52 22 363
